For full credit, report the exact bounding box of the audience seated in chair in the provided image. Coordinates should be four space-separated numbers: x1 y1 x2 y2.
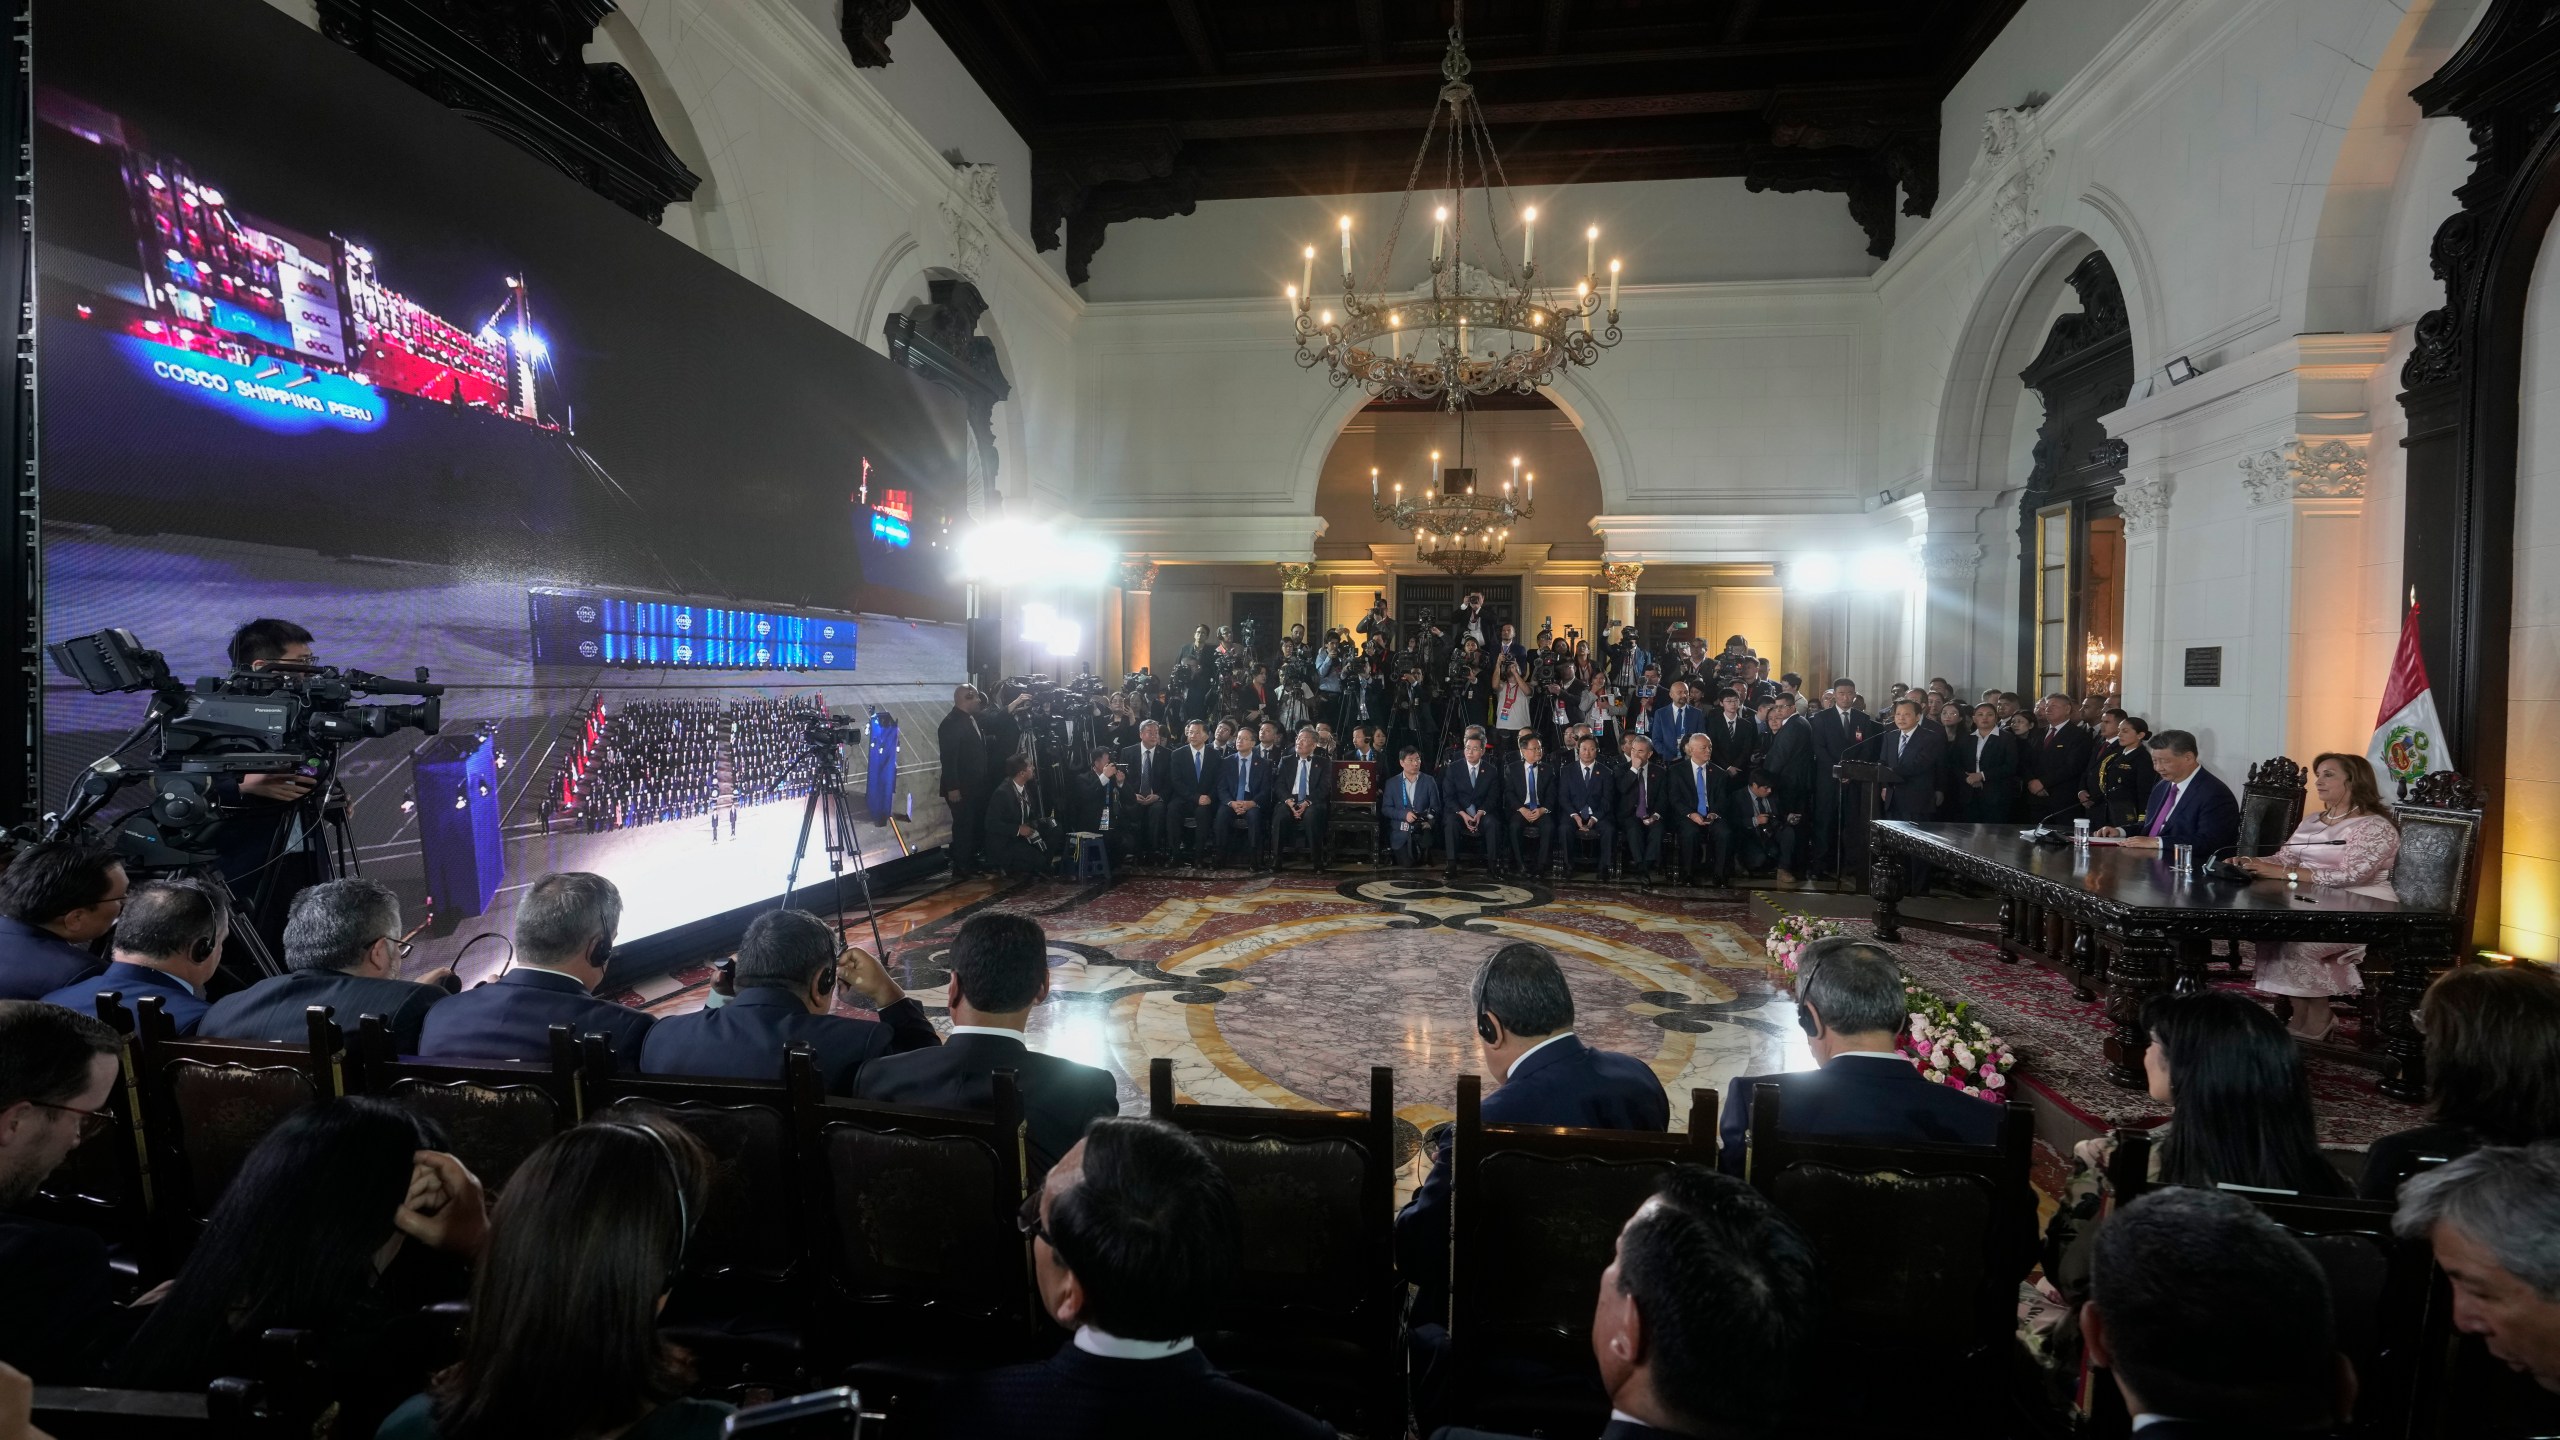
0 1001 122 1381
1719 937 2005 1176
1397 942 1670 1322
984 755 1052 877
0 839 120 1002
2094 728 2238 861
201 879 452 1051
110 1097 487 1437
851 911 1117 1182
931 1116 1334 1440
1383 747 1441 869
419 872 651 1066
640 908 937 1092
2084 1188 2357 1438
2394 1142 2560 1397
2360 962 2560 1200
1430 1167 1824 1440
380 1117 731 1440
39 877 231 1034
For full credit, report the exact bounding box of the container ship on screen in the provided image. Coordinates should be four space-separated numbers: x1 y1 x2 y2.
37 87 562 434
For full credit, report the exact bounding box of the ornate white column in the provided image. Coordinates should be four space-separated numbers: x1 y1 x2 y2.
1917 533 1987 691
2241 439 2371 760
1600 561 1644 634
1278 562 1313 635
1119 559 1158 676
2116 472 2172 721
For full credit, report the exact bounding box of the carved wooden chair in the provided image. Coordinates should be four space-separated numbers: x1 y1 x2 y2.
1438 1074 1718 1438
132 998 346 1261
2355 771 2484 1060
1147 1058 1401 1438
1325 757 1384 868
32 993 154 1260
347 1018 580 1194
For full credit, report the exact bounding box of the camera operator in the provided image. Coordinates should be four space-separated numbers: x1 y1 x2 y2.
983 755 1050 876
1355 593 1393 644
210 619 338 956
1443 636 1489 740
1066 748 1129 862
938 685 994 879
1277 640 1318 733
1452 591 1490 648
1340 643 1390 736
1391 661 1438 768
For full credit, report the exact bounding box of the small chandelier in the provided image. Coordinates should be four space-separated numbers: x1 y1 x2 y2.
1285 12 1623 403
1371 411 1534 577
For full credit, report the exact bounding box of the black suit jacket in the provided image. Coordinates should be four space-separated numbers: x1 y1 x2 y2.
1439 756 1498 817
1879 725 1946 821
637 984 939 1093
936 708 991 793
985 783 1040 840
2025 724 2094 801
1808 706 1877 769
418 966 652 1065
1950 728 2020 822
1119 743 1176 802
1170 744 1222 806
935 1343 1334 1440
1560 760 1615 821
1703 710 1757 774
851 1031 1118 1179
1273 753 1333 811
1719 1053 2004 1177
1217 752 1276 809
1614 758 1670 831
1761 714 1817 813
200 969 448 1052
2142 768 2242 858
1066 770 1126 834
0 916 102 1002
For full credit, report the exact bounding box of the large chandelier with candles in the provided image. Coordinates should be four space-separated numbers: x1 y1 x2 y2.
1285 11 1623 403
1367 406 1535 577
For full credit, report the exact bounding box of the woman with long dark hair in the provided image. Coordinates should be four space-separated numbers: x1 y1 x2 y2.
2142 989 2345 1195
380 1118 722 1440
2239 752 2402 1042
2359 962 2560 1198
114 1098 485 1432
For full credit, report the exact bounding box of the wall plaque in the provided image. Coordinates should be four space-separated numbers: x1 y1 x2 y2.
2184 646 2222 688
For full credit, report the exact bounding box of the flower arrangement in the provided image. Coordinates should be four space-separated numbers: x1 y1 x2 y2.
1764 912 1842 987
1901 983 2019 1103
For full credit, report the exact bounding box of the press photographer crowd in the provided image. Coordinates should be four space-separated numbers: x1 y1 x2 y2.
933 592 2228 894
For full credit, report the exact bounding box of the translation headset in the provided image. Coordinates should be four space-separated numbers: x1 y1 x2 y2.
601 1121 694 1275
1476 1011 1501 1045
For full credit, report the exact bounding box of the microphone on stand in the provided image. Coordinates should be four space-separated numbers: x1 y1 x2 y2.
2022 803 2083 847
2206 838 2345 883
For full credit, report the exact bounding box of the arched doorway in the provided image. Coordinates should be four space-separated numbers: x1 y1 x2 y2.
2013 251 2133 699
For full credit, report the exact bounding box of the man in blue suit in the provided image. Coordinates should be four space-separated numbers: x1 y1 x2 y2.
39 878 229 1033
419 871 653 1065
1399 942 1670 1320
201 878 451 1051
1645 680 1705 760
1504 735 1560 877
0 840 121 1001
1439 733 1501 877
639 907 937 1091
1720 938 2007 1177
1384 747 1441 868
1212 731 1274 869
2095 728 2239 866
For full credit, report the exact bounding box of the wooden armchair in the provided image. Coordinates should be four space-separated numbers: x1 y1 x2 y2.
2366 771 2484 1096
132 998 345 1260
347 1017 579 1193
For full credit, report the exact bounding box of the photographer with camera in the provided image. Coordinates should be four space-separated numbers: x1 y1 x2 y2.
1356 592 1393 644
984 755 1051 876
1066 748 1129 863
1391 661 1438 771
1339 642 1390 736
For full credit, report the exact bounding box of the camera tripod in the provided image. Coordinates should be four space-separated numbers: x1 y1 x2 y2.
781 734 889 961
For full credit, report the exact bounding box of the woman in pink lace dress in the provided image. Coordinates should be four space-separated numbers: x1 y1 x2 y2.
2240 752 2400 1042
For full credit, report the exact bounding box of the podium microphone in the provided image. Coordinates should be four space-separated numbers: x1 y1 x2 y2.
2206 838 2344 883
2022 804 2082 848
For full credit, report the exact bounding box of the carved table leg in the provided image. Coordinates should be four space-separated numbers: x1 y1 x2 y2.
2069 925 2100 1002
2172 938 2211 997
2377 929 2441 1103
1995 894 2019 963
2104 929 2172 1089
1870 844 1903 942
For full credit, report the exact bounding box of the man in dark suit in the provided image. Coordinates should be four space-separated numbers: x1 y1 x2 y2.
1617 735 1669 882
2096 729 2239 866
1213 732 1274 869
1721 938 2008 1179
937 685 993 878
1171 720 1223 865
2022 694 2096 821
932 1117 1333 1440
1729 772 1798 882
201 878 451 1051
39 878 230 1034
1670 734 1731 886
1066 748 1130 862
0 1001 123 1381
1439 734 1501 877
1560 734 1618 880
0 840 121 1001
853 911 1116 1181
1703 688 1757 788
1759 694 1817 821
1505 735 1559 877
1878 698 1946 822
1951 702 2020 823
1271 729 1332 871
418 871 653 1066
1382 748 1442 869
1119 720 1176 862
1429 1168 1824 1440
984 755 1051 876
1806 679 1878 879
1399 943 1669 1319
2083 1189 2356 1439
639 908 937 1092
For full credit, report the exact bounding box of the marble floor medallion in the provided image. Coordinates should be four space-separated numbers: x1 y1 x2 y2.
877 874 1814 1192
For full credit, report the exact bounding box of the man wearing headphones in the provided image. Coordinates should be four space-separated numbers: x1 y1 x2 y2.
38 878 231 1034
1397 943 1669 1327
1717 936 2006 1177
639 908 940 1093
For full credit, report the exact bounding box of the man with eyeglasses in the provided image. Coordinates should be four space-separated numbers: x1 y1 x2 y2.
0 1000 123 1379
0 839 125 1001
200 877 454 1051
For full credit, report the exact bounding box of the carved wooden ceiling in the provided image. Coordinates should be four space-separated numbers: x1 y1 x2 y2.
847 0 2025 282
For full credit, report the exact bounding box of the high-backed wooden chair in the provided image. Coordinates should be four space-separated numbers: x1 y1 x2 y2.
1439 1074 1718 1438
785 1045 1035 1404
1744 1084 2037 1429
132 998 346 1258
32 993 154 1256
1326 757 1384 868
2213 756 2310 972
347 1018 579 1193
1147 1057 1400 1437
2360 773 2485 1075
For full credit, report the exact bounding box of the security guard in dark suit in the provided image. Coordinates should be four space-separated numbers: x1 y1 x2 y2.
418 871 651 1066
639 908 937 1092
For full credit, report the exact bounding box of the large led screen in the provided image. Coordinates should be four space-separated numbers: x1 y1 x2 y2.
35 0 968 976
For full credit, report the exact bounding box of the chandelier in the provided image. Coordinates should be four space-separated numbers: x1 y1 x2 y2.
1285 13 1623 403
1369 407 1534 577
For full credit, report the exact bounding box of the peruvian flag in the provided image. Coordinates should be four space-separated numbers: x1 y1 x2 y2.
2368 596 2452 797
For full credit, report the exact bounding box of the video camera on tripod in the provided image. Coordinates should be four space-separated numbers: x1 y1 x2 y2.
44 627 445 866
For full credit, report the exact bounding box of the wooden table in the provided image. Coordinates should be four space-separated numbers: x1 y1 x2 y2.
1867 822 2455 1098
